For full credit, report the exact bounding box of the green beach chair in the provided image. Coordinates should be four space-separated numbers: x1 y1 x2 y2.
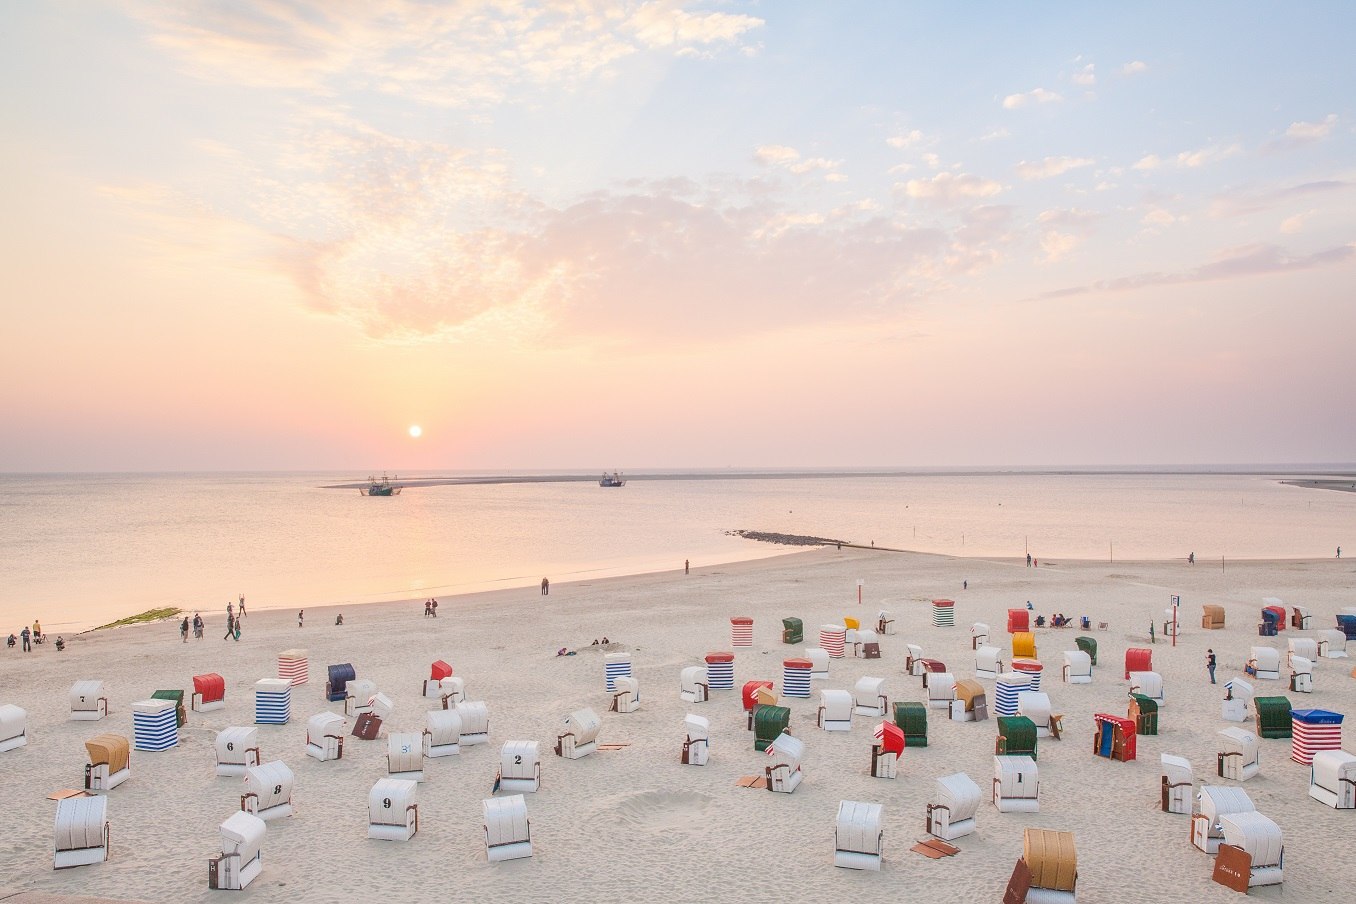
781 617 803 645
893 701 928 748
1075 636 1097 665
1254 696 1292 739
995 715 1038 759
1129 693 1158 736
753 705 791 752
152 689 186 728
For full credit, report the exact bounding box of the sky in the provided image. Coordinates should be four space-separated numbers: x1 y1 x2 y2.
2 1 1354 471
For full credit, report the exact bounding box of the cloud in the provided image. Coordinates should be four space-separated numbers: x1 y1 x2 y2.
1131 154 1161 171
1015 156 1095 181
1072 63 1096 86
1264 114 1340 152
754 145 801 166
1280 210 1316 234
1208 180 1350 219
1140 207 1178 227
754 145 842 179
886 130 924 149
1121 60 1148 76
1002 87 1063 109
1032 242 1356 301
980 128 1011 142
900 172 1003 204
1175 144 1242 168
1036 207 1100 261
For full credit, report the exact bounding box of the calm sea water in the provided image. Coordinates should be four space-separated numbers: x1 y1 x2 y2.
1 471 1350 633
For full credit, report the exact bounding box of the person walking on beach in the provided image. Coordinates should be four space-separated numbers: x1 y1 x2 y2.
685 559 689 575
298 610 304 628
20 626 31 652
1206 648 1217 684
424 600 432 618
541 577 549 596
1188 552 1195 565
180 616 190 642
431 598 438 617
223 613 235 640
193 612 203 639
1027 553 1032 567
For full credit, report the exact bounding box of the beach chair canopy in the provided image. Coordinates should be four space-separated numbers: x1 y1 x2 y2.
767 731 804 766
220 811 266 859
500 740 539 778
484 794 529 847
1218 811 1283 867
976 645 1003 671
1198 785 1255 821
1311 750 1356 793
193 674 225 703
997 716 1038 756
854 676 886 706
0 704 25 740
1063 650 1091 675
70 680 104 708
1225 677 1254 701
1007 609 1029 633
874 720 904 755
388 732 423 771
1250 647 1280 670
1012 632 1037 659
54 795 107 854
742 680 774 711
85 734 129 773
245 761 294 810
681 666 707 693
1124 648 1152 679
684 714 709 740
754 705 791 747
936 773 981 819
429 660 452 681
370 778 417 823
1161 753 1192 785
455 701 490 735
835 800 883 854
326 663 355 698
1289 638 1318 659
1023 828 1077 892
954 679 986 709
1075 635 1097 663
308 711 344 736
425 708 462 745
1255 696 1293 738
893 701 928 735
820 689 853 717
215 726 258 759
1018 692 1051 724
562 708 600 745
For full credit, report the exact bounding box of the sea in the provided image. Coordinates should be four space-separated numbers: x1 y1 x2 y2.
1 469 1351 633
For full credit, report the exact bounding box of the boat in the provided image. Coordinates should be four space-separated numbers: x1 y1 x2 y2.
599 471 626 488
360 473 402 496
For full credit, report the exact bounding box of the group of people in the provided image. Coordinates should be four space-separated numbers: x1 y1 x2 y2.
423 598 439 617
9 619 62 652
179 612 206 641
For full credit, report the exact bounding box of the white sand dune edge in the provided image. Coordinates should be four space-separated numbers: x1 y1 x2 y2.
2 548 1353 903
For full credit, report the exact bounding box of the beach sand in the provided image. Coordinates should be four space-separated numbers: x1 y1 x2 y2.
1 548 1354 903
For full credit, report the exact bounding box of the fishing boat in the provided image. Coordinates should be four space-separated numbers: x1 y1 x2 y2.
599 471 626 487
360 474 402 496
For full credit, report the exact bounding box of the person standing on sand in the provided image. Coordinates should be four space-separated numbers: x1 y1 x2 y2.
431 598 438 617
238 596 246 618
20 626 31 652
424 600 432 617
180 616 190 642
193 612 203 639
685 559 689 575
541 577 549 596
1027 553 1032 567
298 610 304 628
1206 649 1217 684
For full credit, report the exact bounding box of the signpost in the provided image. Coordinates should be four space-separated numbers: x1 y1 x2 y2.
857 579 864 606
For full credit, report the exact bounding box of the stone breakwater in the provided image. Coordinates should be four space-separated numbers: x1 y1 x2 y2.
728 529 846 547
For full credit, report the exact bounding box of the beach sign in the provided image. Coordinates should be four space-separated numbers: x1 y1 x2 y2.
1211 844 1252 893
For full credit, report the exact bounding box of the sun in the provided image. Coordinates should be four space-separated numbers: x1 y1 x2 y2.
408 425 422 438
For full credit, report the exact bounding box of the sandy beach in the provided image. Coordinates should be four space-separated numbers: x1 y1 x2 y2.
2 547 1354 903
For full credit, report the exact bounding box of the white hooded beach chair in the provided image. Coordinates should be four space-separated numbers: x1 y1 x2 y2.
53 795 109 869
455 701 490 746
69 680 107 721
926 672 956 710
1317 628 1348 659
496 740 541 792
927 772 981 840
352 691 394 722
905 644 925 676
1246 647 1280 681
305 711 345 761
344 678 378 716
1222 678 1254 722
992 755 1039 813
241 760 294 821
438 676 467 708
368 778 418 841
975 645 1004 680
1127 671 1164 704
834 800 883 871
765 731 804 793
207 811 265 890
971 622 989 649
214 726 261 777
0 704 28 752
1288 637 1318 666
1018 692 1054 738
1290 656 1314 693
484 794 532 862
1161 754 1194 815
423 709 462 758
555 708 600 759
853 676 888 717
1192 785 1255 854
610 676 640 713
83 734 130 792
1291 605 1312 629
1217 728 1260 781
817 689 853 732
805 647 830 680
877 610 895 635
1062 650 1092 684
1218 811 1284 887
1308 749 1356 809
682 714 710 766
387 731 425 782
680 666 708 703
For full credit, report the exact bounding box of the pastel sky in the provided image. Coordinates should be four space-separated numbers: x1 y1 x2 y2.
3 2 1354 471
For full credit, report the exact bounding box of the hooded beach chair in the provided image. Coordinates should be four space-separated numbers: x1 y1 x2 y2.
682 714 710 766
804 647 830 680
1222 677 1253 722
325 663 355 702
1092 714 1136 761
1161 754 1194 814
993 673 1031 717
1202 605 1225 629
277 649 308 686
743 680 776 724
1191 785 1255 853
1317 628 1348 659
1288 637 1318 666
817 689 853 731
1217 728 1260 781
0 704 29 752
496 740 541 792
1290 708 1343 765
1012 632 1036 659
241 760 294 821
853 676 888 717
1124 648 1151 680
1016 829 1078 903
975 645 1004 680
555 708 600 759
995 716 1038 759
53 795 109 869
1127 671 1164 705
680 666 708 703
782 617 802 644
951 679 988 723
1018 692 1054 738
387 731 426 782
1073 636 1097 667
992 754 1039 813
893 701 928 746
343 679 378 715
753 705 790 752
705 652 734 689
1339 613 1356 640
1062 650 1092 684
438 676 467 708
423 709 462 758
149 689 186 730
1007 609 1029 633
1291 606 1311 629
931 598 956 627
1129 693 1158 736
69 680 107 721
214 726 261 777
483 794 531 862
423 660 453 697
926 672 956 710
927 772 981 840
132 698 179 751
731 616 754 647
1289 656 1314 693
853 627 880 658
1246 647 1280 680
1162 606 1183 637
1308 749 1356 809
834 800 883 871
871 720 904 778
1218 811 1284 888
610 676 640 713
605 652 632 690
207 811 265 890
253 678 292 725
905 644 925 676
191 674 226 712
818 624 846 658
305 711 345 761
1254 696 1292 739
368 778 418 841
454 700 490 746
877 610 895 635
84 734 130 792
764 731 804 793
971 622 989 649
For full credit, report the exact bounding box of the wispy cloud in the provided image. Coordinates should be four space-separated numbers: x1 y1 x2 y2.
1121 60 1148 76
1280 210 1317 234
1002 87 1063 110
900 172 1003 204
1132 144 1241 171
1015 156 1095 181
1208 179 1350 219
1072 63 1096 87
1264 113 1340 152
753 145 843 178
1035 207 1100 262
886 130 925 149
